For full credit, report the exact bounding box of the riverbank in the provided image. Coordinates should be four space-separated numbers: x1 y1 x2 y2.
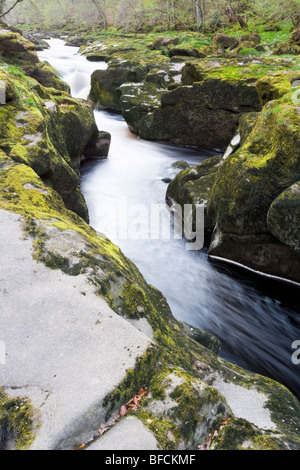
1 25 300 451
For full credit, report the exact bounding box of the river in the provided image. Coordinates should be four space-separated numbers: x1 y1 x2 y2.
38 39 300 400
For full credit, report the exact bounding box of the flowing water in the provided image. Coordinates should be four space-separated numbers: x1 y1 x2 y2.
38 39 300 400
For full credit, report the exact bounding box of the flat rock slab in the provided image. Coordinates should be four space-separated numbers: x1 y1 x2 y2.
213 376 276 430
86 416 160 450
0 209 152 450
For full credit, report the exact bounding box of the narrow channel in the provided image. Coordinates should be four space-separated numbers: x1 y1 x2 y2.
39 39 300 400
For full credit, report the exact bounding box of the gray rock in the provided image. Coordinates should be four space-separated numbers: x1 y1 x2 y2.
86 417 160 450
0 210 152 450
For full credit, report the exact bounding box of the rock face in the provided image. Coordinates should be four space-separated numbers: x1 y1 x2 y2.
167 69 300 283
137 60 262 150
0 41 108 222
166 154 223 241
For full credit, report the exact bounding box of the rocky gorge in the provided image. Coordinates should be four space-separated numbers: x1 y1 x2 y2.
85 28 300 285
1 23 300 452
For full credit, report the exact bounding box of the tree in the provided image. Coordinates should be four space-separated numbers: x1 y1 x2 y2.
0 0 25 18
91 0 107 29
195 0 206 33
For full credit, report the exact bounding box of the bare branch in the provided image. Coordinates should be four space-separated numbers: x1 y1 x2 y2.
0 0 24 18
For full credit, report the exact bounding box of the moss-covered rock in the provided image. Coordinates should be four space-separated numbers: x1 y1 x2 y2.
0 30 38 65
137 61 262 150
206 71 300 282
0 43 102 221
274 26 300 55
267 181 300 254
0 388 39 450
166 155 222 238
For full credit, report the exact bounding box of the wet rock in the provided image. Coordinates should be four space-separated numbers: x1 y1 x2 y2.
171 160 190 170
267 181 300 255
83 130 111 159
207 71 300 282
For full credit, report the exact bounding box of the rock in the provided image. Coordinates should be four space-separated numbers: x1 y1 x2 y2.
267 182 300 254
86 416 160 450
256 71 297 106
238 111 260 146
0 54 100 221
167 155 223 237
22 32 50 51
239 32 262 47
0 30 38 64
24 61 70 93
117 82 165 134
83 130 111 159
171 160 190 170
136 60 262 150
211 32 239 52
152 36 179 50
90 63 148 111
180 322 221 355
168 47 199 58
273 26 300 55
207 71 300 283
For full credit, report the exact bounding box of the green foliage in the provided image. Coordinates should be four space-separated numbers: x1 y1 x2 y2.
7 0 299 33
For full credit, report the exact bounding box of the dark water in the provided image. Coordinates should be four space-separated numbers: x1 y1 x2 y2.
39 39 300 400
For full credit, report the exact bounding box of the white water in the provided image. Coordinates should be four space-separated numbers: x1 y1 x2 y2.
38 39 300 400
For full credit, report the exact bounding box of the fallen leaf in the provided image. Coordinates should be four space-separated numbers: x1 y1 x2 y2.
98 427 109 436
76 443 86 450
120 405 128 416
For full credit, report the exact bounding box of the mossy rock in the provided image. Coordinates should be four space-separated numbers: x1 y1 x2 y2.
0 56 100 221
267 181 300 254
90 64 148 111
0 30 38 64
256 70 300 106
0 387 39 450
117 82 165 134
167 155 222 237
207 74 300 282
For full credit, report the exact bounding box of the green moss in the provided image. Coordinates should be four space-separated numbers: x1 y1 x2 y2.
211 418 281 450
0 388 38 450
117 281 151 319
134 409 180 450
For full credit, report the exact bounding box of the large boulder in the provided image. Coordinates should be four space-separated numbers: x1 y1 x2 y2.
90 63 148 111
0 40 105 222
166 155 223 239
135 59 262 151
0 30 38 64
211 32 239 52
207 70 300 282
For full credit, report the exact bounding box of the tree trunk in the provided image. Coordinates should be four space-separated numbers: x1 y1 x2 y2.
195 0 205 33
